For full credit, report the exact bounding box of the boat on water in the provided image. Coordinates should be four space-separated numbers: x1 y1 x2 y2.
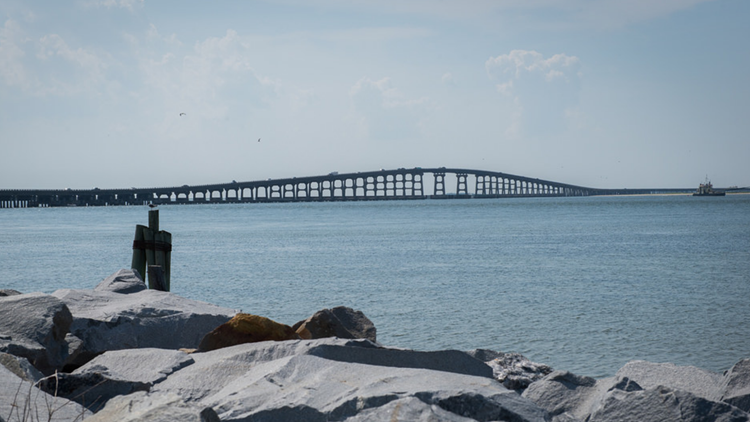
693 177 725 196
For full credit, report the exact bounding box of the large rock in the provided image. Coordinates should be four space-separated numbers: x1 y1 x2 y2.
85 391 220 422
615 360 725 401
485 352 554 390
0 292 73 375
342 396 478 421
721 359 750 412
51 287 237 368
524 362 750 422
38 348 194 411
150 337 546 421
191 354 545 422
293 306 377 343
588 385 749 422
0 363 92 421
0 352 44 383
0 289 21 297
94 268 147 294
155 338 494 402
522 370 613 421
198 313 300 352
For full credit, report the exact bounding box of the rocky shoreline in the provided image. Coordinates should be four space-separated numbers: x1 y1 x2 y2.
1 269 748 421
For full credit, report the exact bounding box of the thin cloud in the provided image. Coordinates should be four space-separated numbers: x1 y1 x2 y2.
486 50 582 138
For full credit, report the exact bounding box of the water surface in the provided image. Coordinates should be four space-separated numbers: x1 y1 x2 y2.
1 195 748 378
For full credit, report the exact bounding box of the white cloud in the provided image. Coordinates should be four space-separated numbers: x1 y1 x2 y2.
349 77 429 140
0 19 110 96
486 50 581 138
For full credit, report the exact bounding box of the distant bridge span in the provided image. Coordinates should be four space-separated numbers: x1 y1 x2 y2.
0 167 693 208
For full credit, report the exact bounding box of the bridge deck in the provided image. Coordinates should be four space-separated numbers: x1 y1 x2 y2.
0 167 696 208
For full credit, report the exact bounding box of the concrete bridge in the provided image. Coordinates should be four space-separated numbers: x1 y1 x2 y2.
0 167 693 208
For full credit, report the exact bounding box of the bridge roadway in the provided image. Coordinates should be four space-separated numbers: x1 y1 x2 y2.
0 167 694 208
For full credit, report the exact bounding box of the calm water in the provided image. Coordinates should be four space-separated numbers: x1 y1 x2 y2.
1 195 748 378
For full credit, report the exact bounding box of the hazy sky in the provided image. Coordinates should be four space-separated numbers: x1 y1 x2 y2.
1 0 748 189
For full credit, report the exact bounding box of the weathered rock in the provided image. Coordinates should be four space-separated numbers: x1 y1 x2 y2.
341 396 477 421
465 348 504 363
75 347 194 384
150 337 546 421
0 289 21 297
486 352 554 390
525 363 750 422
522 370 612 421
51 287 237 368
588 385 750 422
198 313 299 352
0 363 92 422
85 391 220 422
0 292 73 375
155 338 494 403
94 268 146 294
202 355 546 421
0 352 44 383
39 371 151 413
39 348 194 411
721 359 750 412
293 306 377 343
615 360 724 401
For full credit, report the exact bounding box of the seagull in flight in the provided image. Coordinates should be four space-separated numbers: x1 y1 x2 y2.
258 138 261 142
179 113 186 116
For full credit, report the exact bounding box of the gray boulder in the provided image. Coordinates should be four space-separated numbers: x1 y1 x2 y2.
190 355 545 422
0 292 73 375
51 288 237 368
524 363 750 422
94 269 146 294
38 348 194 411
0 289 21 297
84 391 220 422
293 306 377 342
153 338 494 403
342 396 478 421
721 359 750 412
523 370 613 421
486 352 554 390
588 385 749 422
615 360 725 401
0 363 91 422
149 337 548 421
0 352 44 384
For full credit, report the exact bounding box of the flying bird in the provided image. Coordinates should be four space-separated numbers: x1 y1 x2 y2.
258 138 261 142
179 113 186 116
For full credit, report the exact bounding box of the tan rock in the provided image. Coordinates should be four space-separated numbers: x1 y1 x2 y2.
198 313 299 352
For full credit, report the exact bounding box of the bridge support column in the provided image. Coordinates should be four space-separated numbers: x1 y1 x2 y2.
433 173 445 196
456 174 468 195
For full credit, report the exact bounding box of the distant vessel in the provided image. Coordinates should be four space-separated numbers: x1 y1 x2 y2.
693 177 725 196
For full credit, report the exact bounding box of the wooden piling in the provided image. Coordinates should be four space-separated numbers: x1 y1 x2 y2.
149 209 159 232
131 209 172 291
131 224 147 281
148 265 168 292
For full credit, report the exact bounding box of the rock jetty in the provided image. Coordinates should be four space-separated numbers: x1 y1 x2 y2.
1 269 749 422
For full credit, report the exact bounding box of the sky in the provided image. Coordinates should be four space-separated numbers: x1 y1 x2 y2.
1 0 748 190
